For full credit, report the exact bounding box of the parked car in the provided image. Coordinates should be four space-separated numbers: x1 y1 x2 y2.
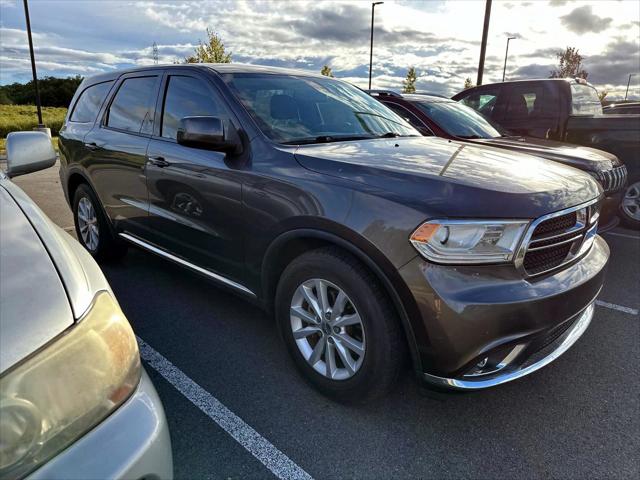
59 65 608 402
452 78 640 228
370 90 626 232
1 132 172 479
603 102 640 115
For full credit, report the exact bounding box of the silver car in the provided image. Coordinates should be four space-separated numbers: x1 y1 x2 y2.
0 132 173 479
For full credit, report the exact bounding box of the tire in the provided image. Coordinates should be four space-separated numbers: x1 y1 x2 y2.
275 247 405 403
620 180 640 229
72 183 127 261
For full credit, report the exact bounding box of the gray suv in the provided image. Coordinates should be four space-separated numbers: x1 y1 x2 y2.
59 64 608 402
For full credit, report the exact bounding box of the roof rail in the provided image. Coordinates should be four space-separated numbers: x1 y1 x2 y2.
366 89 402 97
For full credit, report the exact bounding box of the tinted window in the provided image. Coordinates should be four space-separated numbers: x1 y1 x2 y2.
570 84 603 115
414 101 503 139
106 76 158 133
70 81 113 123
223 73 418 143
162 76 220 140
504 86 544 119
383 102 431 133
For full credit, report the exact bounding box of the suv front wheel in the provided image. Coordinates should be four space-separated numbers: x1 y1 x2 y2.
73 184 127 261
276 247 404 403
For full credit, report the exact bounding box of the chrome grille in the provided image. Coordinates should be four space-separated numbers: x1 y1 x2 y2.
594 165 628 193
517 200 599 276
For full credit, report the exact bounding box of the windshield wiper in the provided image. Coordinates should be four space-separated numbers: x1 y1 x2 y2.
283 135 376 145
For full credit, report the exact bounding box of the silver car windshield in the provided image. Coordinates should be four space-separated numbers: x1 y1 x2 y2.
223 73 419 144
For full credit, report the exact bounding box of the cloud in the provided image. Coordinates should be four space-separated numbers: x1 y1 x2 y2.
549 0 568 6
560 5 612 34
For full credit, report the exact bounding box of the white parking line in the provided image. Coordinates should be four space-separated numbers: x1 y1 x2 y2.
595 300 639 316
603 231 640 240
137 337 313 480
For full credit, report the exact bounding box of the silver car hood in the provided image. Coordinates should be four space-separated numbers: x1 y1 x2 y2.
0 186 73 373
0 178 113 373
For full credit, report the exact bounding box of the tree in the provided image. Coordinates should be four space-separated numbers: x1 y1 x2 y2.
320 65 334 77
402 67 417 94
184 28 232 63
463 77 475 90
549 47 588 79
598 90 608 102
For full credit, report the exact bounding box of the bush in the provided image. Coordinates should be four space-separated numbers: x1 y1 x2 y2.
0 105 68 137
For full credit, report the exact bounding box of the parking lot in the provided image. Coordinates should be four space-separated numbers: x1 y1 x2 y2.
13 162 639 479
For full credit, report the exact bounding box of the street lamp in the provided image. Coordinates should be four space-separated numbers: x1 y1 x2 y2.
22 0 44 128
368 1 384 90
625 73 638 101
502 36 516 82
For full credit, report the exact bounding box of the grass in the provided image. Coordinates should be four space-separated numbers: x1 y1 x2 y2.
0 104 65 156
0 104 67 138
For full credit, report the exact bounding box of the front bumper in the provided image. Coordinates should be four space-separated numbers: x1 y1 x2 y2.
28 369 173 480
422 302 594 390
399 235 609 388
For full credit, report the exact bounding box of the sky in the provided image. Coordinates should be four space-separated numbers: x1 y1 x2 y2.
1 0 639 99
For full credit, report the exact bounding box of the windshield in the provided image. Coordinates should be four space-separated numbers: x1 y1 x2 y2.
222 73 419 144
570 84 603 115
413 101 503 139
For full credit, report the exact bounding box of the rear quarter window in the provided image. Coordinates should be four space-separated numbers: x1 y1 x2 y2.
69 81 114 123
570 84 603 115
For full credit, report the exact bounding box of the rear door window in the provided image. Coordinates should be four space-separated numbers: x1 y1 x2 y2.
161 76 221 140
106 76 159 134
69 81 113 123
504 85 545 119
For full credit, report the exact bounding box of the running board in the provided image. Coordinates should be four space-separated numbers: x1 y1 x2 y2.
118 233 256 298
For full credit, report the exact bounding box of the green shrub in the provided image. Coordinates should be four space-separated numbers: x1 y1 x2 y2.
0 105 68 137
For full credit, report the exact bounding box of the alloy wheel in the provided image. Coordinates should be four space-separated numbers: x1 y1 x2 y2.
290 279 366 380
77 196 99 251
622 181 640 221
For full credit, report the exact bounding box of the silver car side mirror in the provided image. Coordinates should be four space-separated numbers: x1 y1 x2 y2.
5 131 57 178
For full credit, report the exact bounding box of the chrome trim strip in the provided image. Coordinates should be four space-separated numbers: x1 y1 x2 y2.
422 302 595 390
514 197 600 276
526 234 583 252
118 233 256 297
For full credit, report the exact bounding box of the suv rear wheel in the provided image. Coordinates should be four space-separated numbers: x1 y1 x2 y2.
73 184 127 261
276 247 404 403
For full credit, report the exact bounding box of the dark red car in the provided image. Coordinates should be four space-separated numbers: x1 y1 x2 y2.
370 90 627 232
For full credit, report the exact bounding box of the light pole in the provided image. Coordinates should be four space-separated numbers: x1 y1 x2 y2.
368 1 383 90
23 0 44 128
476 0 492 86
502 36 516 82
625 73 638 101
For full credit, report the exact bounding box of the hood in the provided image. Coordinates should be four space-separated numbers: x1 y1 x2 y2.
469 136 620 171
293 136 601 219
0 186 73 373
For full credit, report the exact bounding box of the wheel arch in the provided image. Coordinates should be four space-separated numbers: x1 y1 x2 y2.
261 228 425 373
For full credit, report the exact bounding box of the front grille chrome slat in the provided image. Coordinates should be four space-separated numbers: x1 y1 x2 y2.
515 198 600 277
598 166 628 193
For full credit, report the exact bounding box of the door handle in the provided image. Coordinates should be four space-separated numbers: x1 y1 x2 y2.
84 142 101 151
147 156 171 168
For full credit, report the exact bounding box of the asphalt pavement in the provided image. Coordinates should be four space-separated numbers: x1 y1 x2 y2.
11 162 640 479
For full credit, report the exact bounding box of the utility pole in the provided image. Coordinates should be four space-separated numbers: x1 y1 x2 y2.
368 2 384 91
502 36 516 82
152 42 159 64
625 73 637 101
23 0 44 127
476 0 492 86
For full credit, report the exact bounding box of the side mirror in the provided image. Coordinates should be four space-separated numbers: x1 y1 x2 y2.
5 131 57 178
177 116 242 154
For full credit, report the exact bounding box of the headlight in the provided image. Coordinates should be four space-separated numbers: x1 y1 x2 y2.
410 220 529 264
0 292 140 478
